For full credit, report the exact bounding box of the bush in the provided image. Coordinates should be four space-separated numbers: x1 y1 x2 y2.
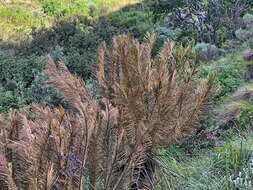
17 17 120 79
221 40 242 53
0 84 26 113
0 51 65 112
235 29 253 41
18 10 154 80
42 0 90 16
242 13 253 26
216 26 231 47
235 14 253 44
152 26 182 55
108 10 153 38
155 26 180 41
0 51 44 90
201 63 245 103
42 0 65 16
195 43 219 62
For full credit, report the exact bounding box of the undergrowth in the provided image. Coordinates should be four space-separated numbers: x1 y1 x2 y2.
157 130 253 190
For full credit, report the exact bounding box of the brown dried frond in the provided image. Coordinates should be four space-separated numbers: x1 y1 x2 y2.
0 148 17 190
95 33 215 189
0 33 214 190
97 32 215 149
47 57 97 117
0 102 100 189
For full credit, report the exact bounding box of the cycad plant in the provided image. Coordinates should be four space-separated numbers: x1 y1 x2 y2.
0 33 215 190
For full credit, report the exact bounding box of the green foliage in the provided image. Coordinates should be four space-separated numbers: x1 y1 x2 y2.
235 29 253 41
41 0 140 18
145 0 253 47
42 0 90 16
0 6 34 25
0 51 44 90
18 9 154 80
235 14 253 43
221 40 243 53
0 6 43 41
242 13 253 26
0 84 26 113
238 104 253 129
216 26 231 47
145 0 200 19
152 26 182 55
233 152 253 189
0 0 140 42
108 10 153 38
157 131 253 190
201 62 245 103
214 143 250 174
195 43 219 62
18 17 120 79
155 26 180 41
0 51 65 112
42 0 64 16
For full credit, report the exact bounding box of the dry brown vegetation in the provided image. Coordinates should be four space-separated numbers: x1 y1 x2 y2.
0 33 215 190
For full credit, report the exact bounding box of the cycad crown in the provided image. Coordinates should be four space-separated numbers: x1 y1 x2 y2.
0 33 215 190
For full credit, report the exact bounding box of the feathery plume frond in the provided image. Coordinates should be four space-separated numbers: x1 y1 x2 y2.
0 33 214 190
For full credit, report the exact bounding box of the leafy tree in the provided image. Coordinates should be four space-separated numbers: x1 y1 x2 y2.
221 0 253 37
147 0 253 45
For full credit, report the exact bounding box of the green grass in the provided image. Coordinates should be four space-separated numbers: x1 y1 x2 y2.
0 5 52 42
157 132 253 190
0 0 140 42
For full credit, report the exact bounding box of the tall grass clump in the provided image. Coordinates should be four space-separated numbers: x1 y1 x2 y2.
0 33 215 189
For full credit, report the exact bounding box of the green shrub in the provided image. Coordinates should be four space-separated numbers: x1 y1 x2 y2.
18 10 153 80
108 10 153 38
195 42 219 62
235 29 253 41
18 18 115 79
221 40 243 53
42 0 90 16
0 84 26 113
69 0 90 15
216 26 231 47
42 0 65 16
235 14 253 44
155 26 180 41
0 51 66 112
0 51 44 87
242 13 253 26
201 63 245 103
